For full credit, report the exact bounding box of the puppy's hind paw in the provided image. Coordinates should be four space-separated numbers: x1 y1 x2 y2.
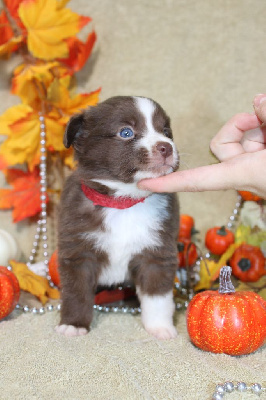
55 324 88 337
146 325 178 340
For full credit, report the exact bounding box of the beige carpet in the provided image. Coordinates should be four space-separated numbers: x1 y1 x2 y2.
0 0 265 399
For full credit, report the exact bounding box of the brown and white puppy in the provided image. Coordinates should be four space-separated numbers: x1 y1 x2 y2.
56 96 180 339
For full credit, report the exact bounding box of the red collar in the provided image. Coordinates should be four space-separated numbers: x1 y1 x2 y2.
81 183 146 209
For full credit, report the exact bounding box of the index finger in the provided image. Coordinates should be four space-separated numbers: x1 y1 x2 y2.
138 163 236 193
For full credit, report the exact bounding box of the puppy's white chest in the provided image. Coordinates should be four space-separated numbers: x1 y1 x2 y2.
85 194 169 285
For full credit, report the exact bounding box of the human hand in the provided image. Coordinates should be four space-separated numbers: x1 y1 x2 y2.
138 94 266 198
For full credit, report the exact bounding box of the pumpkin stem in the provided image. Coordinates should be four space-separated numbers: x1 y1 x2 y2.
219 266 235 294
217 226 227 236
238 258 251 272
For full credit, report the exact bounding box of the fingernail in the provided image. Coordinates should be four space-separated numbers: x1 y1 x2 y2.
253 94 266 107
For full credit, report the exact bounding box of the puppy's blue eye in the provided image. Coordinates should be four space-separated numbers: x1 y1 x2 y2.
163 128 171 138
119 128 134 139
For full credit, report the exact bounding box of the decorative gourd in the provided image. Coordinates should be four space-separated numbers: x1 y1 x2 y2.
0 266 20 319
238 190 262 202
48 250 60 287
0 229 20 266
186 266 266 355
179 215 195 240
230 244 266 282
205 226 234 255
177 239 198 267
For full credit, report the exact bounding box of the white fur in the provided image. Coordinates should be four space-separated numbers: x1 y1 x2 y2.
83 194 169 286
137 288 177 340
134 97 178 166
55 324 88 337
91 178 151 199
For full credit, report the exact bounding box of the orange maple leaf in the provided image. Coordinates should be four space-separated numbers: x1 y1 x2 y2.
3 0 26 30
18 0 91 60
0 10 23 57
47 77 101 122
0 168 47 222
60 31 97 72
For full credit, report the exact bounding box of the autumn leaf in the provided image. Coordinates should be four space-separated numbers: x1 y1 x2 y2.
18 0 91 60
235 276 266 299
194 243 242 291
0 104 66 170
194 259 221 292
0 10 23 57
235 224 266 251
0 168 47 222
47 77 101 121
60 31 97 72
11 61 60 105
3 0 26 30
60 148 75 169
10 260 60 304
56 0 70 9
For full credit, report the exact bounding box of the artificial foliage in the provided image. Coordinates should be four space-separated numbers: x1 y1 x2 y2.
10 260 60 304
0 0 100 221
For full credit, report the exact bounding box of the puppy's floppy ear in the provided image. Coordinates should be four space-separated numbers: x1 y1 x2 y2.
63 113 84 148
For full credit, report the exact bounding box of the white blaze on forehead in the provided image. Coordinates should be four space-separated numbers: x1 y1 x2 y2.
134 97 156 133
134 96 178 162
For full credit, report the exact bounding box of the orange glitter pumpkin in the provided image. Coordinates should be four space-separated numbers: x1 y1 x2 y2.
0 266 20 320
186 266 266 355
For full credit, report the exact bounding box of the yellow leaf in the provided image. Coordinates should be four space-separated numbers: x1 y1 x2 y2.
235 276 266 300
213 243 242 280
18 0 91 60
11 61 61 105
0 105 66 170
61 148 76 169
259 288 266 300
47 76 101 117
10 260 60 305
194 243 242 291
235 224 251 243
0 36 23 57
0 111 41 169
0 104 32 134
194 259 220 292
56 0 70 9
46 116 65 152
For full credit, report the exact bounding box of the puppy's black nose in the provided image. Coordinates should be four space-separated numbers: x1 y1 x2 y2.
156 142 173 158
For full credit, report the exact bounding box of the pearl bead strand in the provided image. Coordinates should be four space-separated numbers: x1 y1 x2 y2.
25 114 54 287
212 382 266 399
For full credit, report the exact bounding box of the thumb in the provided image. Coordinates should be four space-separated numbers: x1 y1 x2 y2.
253 94 266 123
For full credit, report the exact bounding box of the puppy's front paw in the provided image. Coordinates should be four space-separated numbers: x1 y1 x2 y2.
145 324 178 340
55 324 88 337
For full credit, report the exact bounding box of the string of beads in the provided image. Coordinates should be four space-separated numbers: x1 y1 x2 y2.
212 382 266 399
